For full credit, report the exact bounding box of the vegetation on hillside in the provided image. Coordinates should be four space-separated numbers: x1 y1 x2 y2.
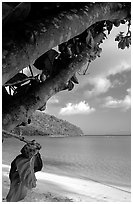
13 111 83 136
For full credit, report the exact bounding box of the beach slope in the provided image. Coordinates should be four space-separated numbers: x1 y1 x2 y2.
2 164 131 202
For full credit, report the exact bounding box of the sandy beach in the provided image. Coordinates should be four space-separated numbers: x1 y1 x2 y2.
2 164 131 202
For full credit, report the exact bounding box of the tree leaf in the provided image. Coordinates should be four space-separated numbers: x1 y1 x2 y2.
16 154 37 189
67 80 74 91
6 155 28 202
34 152 43 173
6 178 27 202
6 151 43 202
71 74 79 84
106 21 113 35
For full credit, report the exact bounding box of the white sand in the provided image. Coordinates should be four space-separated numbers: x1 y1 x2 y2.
2 164 131 202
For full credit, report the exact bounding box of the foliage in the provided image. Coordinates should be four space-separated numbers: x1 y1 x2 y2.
13 111 83 136
6 141 42 202
115 20 131 49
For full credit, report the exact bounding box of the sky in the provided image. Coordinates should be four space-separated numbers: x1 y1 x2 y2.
44 24 131 135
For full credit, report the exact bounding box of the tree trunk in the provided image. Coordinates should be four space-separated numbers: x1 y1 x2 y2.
2 45 91 131
3 2 128 85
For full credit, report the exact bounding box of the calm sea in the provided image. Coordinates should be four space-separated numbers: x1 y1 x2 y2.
2 135 131 192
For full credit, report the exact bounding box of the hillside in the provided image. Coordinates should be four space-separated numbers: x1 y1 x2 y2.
13 111 83 136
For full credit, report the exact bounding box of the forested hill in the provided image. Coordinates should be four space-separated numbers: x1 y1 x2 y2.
13 111 83 136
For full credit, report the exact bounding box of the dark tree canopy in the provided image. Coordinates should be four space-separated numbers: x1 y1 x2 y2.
2 2 131 133
2 2 131 201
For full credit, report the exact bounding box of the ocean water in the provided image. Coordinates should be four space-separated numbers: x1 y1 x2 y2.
2 135 131 191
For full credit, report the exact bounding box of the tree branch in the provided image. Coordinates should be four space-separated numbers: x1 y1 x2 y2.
2 2 128 85
2 31 108 131
2 129 34 144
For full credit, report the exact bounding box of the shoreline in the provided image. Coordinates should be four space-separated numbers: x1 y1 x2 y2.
2 164 131 202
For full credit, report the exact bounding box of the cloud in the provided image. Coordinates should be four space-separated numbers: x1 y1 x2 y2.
106 62 130 77
111 78 126 88
85 61 130 98
48 96 59 104
103 88 131 111
59 101 95 115
85 77 111 97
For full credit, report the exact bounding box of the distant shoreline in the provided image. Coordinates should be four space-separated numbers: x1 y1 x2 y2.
83 134 131 136
29 134 131 138
45 134 131 138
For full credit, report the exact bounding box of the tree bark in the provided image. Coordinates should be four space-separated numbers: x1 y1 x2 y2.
2 29 119 132
3 2 128 85
2 46 91 131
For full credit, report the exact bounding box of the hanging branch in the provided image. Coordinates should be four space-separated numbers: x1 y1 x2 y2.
2 129 36 144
